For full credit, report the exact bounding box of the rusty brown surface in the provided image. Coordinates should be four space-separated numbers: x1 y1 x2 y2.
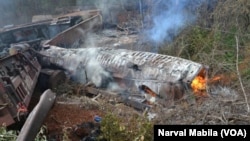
44 102 103 141
0 49 41 127
45 14 103 47
31 9 101 23
58 9 101 19
0 99 15 126
0 9 103 127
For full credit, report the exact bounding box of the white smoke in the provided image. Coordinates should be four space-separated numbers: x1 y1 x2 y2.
67 20 114 89
146 0 205 45
94 0 122 25
84 48 111 87
210 86 239 101
0 0 16 27
67 44 124 92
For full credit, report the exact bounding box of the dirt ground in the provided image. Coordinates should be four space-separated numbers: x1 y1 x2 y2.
42 81 144 141
40 79 250 141
44 102 103 141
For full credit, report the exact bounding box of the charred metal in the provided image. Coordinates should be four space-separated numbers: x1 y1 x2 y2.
0 8 208 141
0 11 99 128
39 45 208 106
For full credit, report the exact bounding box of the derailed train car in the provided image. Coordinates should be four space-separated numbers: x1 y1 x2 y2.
38 9 208 106
0 10 102 128
0 48 41 126
39 45 208 106
0 8 208 141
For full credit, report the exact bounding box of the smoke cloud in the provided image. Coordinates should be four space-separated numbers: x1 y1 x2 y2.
147 0 205 45
0 0 16 27
70 48 125 92
65 27 124 92
84 49 111 88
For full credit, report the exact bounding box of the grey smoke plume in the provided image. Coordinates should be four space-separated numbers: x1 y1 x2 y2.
147 0 205 45
94 0 121 26
0 0 16 27
209 86 238 102
73 48 124 92
84 49 111 87
68 28 124 92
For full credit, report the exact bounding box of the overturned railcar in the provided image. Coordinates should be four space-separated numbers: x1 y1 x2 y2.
0 10 101 127
0 49 41 126
39 46 208 102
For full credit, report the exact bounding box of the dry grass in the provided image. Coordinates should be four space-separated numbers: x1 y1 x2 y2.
149 0 250 125
152 87 250 125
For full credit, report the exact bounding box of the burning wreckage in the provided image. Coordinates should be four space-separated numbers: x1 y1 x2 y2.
0 9 208 140
39 46 208 106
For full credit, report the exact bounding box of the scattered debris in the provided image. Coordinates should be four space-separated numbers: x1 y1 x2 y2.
0 4 248 141
0 48 41 126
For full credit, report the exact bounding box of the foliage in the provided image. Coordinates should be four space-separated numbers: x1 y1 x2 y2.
158 0 250 93
0 126 18 141
0 125 48 141
62 127 70 141
34 125 47 141
212 0 250 33
160 26 236 77
98 112 153 141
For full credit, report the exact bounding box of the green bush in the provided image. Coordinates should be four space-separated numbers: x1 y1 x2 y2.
98 113 153 141
0 126 18 141
0 125 47 141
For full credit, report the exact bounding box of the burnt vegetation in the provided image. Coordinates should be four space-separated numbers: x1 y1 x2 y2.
0 0 250 141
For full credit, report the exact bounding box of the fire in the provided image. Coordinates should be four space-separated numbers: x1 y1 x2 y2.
191 74 230 97
191 76 206 95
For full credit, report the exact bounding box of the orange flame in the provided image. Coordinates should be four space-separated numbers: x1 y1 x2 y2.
191 76 206 96
191 74 227 96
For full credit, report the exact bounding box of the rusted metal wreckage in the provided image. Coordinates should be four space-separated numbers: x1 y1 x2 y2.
0 8 208 141
0 10 102 141
39 45 207 107
38 9 208 107
0 48 41 126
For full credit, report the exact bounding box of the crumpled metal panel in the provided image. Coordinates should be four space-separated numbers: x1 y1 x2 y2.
0 48 41 127
40 46 206 96
46 14 102 47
